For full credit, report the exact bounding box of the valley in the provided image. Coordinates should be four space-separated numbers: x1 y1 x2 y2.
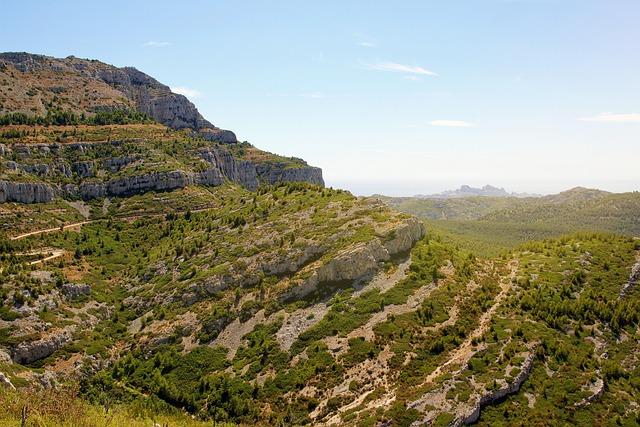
0 52 638 427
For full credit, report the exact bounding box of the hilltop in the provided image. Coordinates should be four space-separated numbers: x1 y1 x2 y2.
381 187 640 256
0 52 236 142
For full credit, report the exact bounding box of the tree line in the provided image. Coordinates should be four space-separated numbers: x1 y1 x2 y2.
0 109 154 126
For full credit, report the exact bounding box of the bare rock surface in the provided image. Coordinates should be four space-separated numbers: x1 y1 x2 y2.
11 328 74 365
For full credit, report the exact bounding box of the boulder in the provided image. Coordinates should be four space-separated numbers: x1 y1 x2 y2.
60 283 91 300
11 329 73 364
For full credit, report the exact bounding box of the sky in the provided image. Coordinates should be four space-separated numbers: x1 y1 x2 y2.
2 0 639 195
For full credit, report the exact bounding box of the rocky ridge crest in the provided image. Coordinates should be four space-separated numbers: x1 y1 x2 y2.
0 52 236 142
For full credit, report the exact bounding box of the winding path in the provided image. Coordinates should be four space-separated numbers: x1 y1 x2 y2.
418 260 518 387
8 204 226 242
10 221 95 241
26 249 67 265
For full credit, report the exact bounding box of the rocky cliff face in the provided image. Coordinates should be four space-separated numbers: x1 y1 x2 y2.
0 181 55 203
255 163 324 188
0 52 333 198
1 142 324 202
199 148 259 189
0 52 236 142
285 217 425 300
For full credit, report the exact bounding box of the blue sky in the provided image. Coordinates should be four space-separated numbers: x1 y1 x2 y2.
3 0 639 195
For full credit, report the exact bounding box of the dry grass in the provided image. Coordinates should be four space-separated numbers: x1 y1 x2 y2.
0 388 224 427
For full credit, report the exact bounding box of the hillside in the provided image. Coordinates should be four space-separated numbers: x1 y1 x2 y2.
2 208 638 425
0 123 323 208
382 188 640 256
0 54 639 427
0 52 236 142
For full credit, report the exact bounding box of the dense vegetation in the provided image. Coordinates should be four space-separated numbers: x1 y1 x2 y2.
1 126 638 425
383 189 640 257
2 193 638 425
0 108 154 126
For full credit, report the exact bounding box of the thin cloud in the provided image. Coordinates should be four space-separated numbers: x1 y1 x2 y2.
171 86 202 99
578 112 640 123
311 52 326 63
265 92 331 99
367 62 438 76
141 41 171 48
354 31 376 48
404 75 422 82
430 120 475 128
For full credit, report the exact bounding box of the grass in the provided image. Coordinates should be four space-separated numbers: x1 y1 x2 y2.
0 387 225 427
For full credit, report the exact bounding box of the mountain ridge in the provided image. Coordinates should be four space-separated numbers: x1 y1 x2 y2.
0 53 326 203
0 52 236 142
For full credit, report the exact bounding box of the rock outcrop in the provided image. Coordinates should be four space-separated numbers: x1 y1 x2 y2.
11 329 73 365
574 377 605 409
285 218 425 300
0 349 11 364
1 142 325 203
452 352 537 426
60 283 91 300
199 148 259 189
380 217 425 255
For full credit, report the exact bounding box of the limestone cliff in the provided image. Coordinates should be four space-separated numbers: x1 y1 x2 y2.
0 180 55 203
0 141 324 202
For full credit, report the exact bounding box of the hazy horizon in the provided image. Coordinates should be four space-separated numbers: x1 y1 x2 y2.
329 179 639 198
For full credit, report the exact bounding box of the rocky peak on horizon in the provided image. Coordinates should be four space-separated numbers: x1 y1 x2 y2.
417 184 538 199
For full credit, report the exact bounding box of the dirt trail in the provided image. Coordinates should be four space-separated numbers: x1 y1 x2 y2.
12 248 67 266
9 203 227 242
419 259 518 386
28 249 66 265
10 221 95 241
